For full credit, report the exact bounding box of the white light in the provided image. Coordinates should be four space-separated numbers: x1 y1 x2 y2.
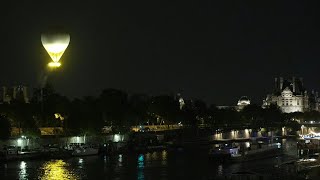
119 154 123 163
245 142 250 148
113 134 121 142
298 158 317 162
20 161 26 169
79 158 83 164
19 161 27 179
17 138 23 146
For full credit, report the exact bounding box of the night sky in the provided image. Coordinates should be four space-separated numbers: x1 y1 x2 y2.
2 1 320 105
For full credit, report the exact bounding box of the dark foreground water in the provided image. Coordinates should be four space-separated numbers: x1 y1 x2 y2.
0 146 309 180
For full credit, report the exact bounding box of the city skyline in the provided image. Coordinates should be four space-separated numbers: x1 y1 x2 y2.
1 75 319 109
2 1 320 105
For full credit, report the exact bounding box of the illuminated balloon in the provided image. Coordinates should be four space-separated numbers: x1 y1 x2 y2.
41 33 70 67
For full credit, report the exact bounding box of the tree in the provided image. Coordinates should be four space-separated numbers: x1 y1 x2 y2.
206 104 218 128
285 120 301 132
67 98 85 134
147 95 180 124
0 115 12 140
0 94 41 138
99 89 129 133
180 99 197 127
128 94 149 125
241 104 264 128
304 110 320 122
66 96 103 135
193 99 208 125
213 107 240 129
285 112 304 124
30 83 68 127
263 104 284 128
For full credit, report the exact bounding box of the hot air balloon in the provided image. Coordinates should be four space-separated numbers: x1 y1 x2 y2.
41 33 70 67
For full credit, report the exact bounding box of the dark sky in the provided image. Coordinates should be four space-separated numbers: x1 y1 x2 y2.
1 1 320 105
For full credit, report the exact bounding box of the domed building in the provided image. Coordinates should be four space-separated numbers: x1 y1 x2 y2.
262 77 319 113
237 96 251 111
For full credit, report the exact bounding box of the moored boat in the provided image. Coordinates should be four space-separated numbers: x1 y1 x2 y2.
71 144 99 156
0 146 42 161
209 145 240 159
230 143 282 162
208 142 283 162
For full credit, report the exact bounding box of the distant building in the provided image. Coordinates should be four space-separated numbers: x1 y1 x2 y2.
1 85 29 104
175 93 186 110
237 96 251 111
216 96 251 111
216 105 234 110
262 77 319 113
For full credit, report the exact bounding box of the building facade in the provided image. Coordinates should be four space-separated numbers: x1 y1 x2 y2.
0 85 29 104
216 96 251 111
262 77 319 113
237 96 251 111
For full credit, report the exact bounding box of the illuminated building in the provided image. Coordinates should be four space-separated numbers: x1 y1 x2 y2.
262 77 320 113
175 93 186 110
1 85 29 104
237 96 251 111
216 96 251 111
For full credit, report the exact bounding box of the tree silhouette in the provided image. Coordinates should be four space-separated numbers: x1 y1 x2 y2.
0 115 11 140
241 104 264 128
99 89 129 133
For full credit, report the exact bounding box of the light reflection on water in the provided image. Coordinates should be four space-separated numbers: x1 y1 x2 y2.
161 150 167 166
137 154 145 180
151 152 157 160
137 150 168 179
145 152 151 161
38 160 78 180
1 141 304 180
118 154 123 162
78 158 84 169
19 161 27 180
217 164 223 176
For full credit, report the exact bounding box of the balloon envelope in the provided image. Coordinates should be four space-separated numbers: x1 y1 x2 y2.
41 33 70 63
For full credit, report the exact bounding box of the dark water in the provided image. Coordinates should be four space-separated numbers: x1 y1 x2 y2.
0 149 307 180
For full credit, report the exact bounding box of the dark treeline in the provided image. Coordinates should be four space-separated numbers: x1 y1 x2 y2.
0 85 316 139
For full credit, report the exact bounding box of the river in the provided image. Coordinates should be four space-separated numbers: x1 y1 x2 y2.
0 138 309 180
